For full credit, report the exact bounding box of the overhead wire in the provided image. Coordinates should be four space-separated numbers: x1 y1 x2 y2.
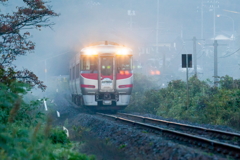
219 47 240 58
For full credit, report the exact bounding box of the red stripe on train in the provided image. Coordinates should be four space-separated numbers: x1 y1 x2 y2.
119 84 133 88
81 84 95 88
81 73 98 80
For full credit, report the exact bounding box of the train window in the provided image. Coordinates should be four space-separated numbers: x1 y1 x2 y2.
116 55 132 72
101 56 113 76
81 56 98 72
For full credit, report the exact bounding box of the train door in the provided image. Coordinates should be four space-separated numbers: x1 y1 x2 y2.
98 55 116 92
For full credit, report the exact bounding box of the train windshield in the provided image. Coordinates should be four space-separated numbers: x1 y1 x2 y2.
116 55 132 72
81 56 98 72
100 56 113 76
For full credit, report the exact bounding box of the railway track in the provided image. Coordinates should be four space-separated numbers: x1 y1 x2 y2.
96 112 240 159
118 113 240 145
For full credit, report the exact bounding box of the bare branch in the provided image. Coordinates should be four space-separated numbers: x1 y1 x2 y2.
0 0 58 91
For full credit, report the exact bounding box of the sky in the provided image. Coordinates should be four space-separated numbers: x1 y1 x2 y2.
2 0 240 83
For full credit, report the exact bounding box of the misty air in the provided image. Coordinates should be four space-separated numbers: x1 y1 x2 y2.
0 0 240 159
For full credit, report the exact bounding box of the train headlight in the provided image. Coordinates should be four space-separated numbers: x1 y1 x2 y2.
84 48 97 55
116 48 129 55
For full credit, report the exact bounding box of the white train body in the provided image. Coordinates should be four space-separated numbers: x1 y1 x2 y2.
69 41 133 111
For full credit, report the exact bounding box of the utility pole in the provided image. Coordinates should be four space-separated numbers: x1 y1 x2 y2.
156 0 159 54
213 40 218 86
192 36 204 77
205 40 226 86
186 54 189 109
163 46 166 73
200 0 220 39
193 37 197 76
127 10 135 30
201 0 204 39
182 53 192 109
213 0 216 39
210 0 219 39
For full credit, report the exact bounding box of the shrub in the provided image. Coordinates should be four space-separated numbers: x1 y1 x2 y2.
0 79 94 159
131 74 240 129
0 123 94 160
50 127 70 145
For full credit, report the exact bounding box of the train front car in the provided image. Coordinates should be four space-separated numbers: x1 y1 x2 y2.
70 41 133 112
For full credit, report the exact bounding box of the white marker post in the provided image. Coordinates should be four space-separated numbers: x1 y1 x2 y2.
43 99 48 111
56 111 60 117
63 126 69 137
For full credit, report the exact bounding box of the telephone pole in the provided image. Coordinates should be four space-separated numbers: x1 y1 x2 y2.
213 40 218 86
191 36 204 77
193 37 197 76
201 0 204 39
205 40 226 86
213 0 216 39
156 0 159 54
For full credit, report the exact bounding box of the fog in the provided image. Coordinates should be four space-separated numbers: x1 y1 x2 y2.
10 0 240 89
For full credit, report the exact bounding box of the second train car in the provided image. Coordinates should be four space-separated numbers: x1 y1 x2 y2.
69 41 133 112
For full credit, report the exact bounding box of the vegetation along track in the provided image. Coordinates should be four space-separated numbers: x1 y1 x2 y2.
96 112 240 159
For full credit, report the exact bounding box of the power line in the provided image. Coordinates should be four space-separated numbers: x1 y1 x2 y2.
220 47 240 58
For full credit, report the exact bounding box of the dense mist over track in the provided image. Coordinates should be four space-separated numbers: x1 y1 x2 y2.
11 0 240 85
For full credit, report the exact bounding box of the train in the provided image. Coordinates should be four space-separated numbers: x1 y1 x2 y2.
69 41 133 112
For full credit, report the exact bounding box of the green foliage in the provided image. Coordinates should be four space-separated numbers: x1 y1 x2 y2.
119 144 126 149
50 127 70 145
0 80 44 126
0 80 94 159
0 1 92 159
129 74 240 129
219 75 240 89
0 72 93 159
0 123 94 160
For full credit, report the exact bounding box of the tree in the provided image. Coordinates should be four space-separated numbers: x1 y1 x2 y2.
0 0 58 90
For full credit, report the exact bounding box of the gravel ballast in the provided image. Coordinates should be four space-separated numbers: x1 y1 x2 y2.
51 94 227 160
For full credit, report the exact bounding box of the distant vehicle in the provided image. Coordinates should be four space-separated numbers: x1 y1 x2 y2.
145 58 161 76
69 41 133 113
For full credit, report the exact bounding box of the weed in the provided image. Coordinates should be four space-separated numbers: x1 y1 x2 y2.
142 130 148 133
119 144 127 149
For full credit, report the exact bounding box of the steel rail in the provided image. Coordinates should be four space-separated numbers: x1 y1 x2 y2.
97 112 240 159
118 113 240 141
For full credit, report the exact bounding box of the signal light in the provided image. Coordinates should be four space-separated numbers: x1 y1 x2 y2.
119 70 131 75
150 70 160 75
150 71 155 75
